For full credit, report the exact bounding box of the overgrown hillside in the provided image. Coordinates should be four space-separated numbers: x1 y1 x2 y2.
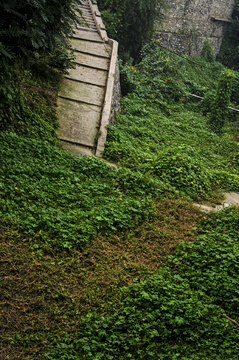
1 36 239 360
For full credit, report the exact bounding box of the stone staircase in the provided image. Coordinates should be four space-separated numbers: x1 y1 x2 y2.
57 0 119 157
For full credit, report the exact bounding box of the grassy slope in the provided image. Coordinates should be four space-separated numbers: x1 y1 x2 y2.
1 42 239 359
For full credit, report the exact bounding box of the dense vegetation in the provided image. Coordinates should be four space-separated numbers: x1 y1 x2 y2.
1 2 239 359
96 0 167 60
44 43 239 360
0 0 81 62
45 207 239 360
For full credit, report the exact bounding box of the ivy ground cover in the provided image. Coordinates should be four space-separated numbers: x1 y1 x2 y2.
1 41 239 358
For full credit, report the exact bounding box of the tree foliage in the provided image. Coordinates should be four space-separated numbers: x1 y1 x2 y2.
0 0 81 62
208 69 235 134
97 0 167 60
217 0 239 70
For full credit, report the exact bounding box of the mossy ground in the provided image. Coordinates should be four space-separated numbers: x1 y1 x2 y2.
0 198 201 359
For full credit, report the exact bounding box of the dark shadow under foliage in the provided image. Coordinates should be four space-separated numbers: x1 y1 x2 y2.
96 0 167 61
217 0 239 71
0 0 82 62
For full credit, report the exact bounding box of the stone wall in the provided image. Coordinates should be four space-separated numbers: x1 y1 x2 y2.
155 0 235 57
110 58 121 126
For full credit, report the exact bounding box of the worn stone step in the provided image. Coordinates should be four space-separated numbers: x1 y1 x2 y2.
66 65 107 87
75 26 97 32
60 141 95 156
78 20 96 28
57 97 101 148
71 39 111 58
80 12 93 17
75 9 92 16
59 78 105 107
81 11 92 16
80 17 94 24
72 28 103 42
79 16 95 24
74 51 110 70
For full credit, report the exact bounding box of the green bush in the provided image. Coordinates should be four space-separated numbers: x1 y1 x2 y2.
0 0 81 62
208 70 235 134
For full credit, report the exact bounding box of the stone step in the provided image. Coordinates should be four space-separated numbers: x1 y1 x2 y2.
80 17 94 23
78 20 96 28
79 24 97 30
75 26 98 32
59 78 105 107
60 141 94 156
79 16 95 24
66 65 107 87
74 52 110 71
71 39 111 58
76 9 92 16
80 11 93 17
81 11 92 16
57 97 101 148
72 28 103 42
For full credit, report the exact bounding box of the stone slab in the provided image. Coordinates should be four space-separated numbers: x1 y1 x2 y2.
80 14 94 21
59 78 105 107
96 39 118 157
71 39 111 58
76 26 97 32
66 65 107 87
57 97 101 147
72 28 103 42
79 18 96 27
74 52 110 70
95 15 106 30
224 192 239 205
193 192 239 212
59 141 95 156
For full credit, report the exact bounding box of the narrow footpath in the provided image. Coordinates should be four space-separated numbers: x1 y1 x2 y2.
57 0 112 156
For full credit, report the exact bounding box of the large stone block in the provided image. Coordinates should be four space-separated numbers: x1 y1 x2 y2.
59 141 95 156
57 97 101 147
59 78 105 107
74 52 110 70
71 39 111 58
66 65 107 87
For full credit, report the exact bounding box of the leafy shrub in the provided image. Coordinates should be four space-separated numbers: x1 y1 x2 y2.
201 39 214 62
0 63 59 143
152 147 212 196
0 0 81 62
